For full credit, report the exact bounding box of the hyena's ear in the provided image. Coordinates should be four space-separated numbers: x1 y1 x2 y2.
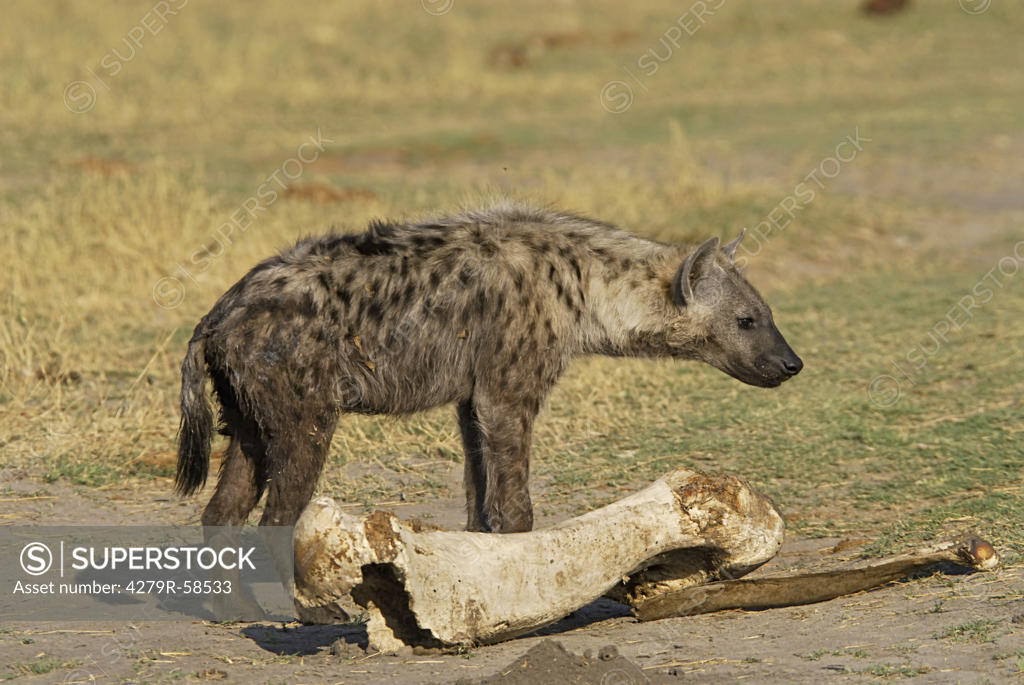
673 236 720 306
722 228 746 263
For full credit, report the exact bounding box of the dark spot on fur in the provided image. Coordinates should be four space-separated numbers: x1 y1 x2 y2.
299 292 318 317
351 234 396 257
568 256 582 282
366 300 384 323
412 234 445 250
368 219 398 236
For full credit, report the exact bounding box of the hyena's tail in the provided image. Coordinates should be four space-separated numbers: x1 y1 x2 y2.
176 331 214 496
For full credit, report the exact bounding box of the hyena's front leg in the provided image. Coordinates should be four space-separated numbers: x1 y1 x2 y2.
457 394 536 533
457 399 488 532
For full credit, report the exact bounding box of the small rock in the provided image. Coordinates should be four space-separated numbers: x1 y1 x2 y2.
583 648 593 660
329 638 363 657
598 645 618 661
1011 613 1024 624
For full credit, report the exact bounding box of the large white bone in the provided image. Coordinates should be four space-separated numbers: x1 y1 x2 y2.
293 468 784 649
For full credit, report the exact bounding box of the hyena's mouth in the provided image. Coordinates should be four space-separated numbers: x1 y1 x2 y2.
744 354 803 388
726 363 792 388
750 374 786 388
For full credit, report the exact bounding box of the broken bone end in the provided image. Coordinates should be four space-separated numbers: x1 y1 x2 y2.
959 536 999 571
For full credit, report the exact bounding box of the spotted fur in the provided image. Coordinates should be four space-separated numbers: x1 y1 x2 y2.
177 202 801 532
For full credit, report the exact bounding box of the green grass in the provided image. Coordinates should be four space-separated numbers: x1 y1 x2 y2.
860 664 931 678
2 657 80 680
801 648 870 661
934 619 1004 644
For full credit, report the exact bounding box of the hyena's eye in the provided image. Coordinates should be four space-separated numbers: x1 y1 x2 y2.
737 317 755 330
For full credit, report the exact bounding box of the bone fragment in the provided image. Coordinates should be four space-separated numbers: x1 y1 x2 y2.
633 535 999 621
293 468 784 648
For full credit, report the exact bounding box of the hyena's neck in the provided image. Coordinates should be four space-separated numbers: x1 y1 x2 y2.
579 244 695 358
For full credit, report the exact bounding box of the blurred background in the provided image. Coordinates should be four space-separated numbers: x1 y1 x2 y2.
1 1 1021 555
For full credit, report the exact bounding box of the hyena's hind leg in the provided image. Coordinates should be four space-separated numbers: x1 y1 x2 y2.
258 408 339 527
200 407 268 527
200 402 272 620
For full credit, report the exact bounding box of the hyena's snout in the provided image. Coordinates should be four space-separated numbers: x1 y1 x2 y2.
762 337 803 383
776 347 803 378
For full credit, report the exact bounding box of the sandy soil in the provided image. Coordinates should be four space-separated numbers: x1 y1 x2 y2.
2 470 1022 684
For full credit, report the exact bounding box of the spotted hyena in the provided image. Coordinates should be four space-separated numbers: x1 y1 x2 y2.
177 203 802 533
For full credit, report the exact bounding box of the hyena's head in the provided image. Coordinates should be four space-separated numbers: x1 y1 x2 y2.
671 231 802 388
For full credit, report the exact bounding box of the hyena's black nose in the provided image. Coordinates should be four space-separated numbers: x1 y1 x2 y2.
782 355 803 376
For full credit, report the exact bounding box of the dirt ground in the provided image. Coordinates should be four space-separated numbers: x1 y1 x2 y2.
2 466 1022 684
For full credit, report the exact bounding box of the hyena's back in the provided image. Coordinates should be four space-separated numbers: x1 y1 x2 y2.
196 206 640 425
